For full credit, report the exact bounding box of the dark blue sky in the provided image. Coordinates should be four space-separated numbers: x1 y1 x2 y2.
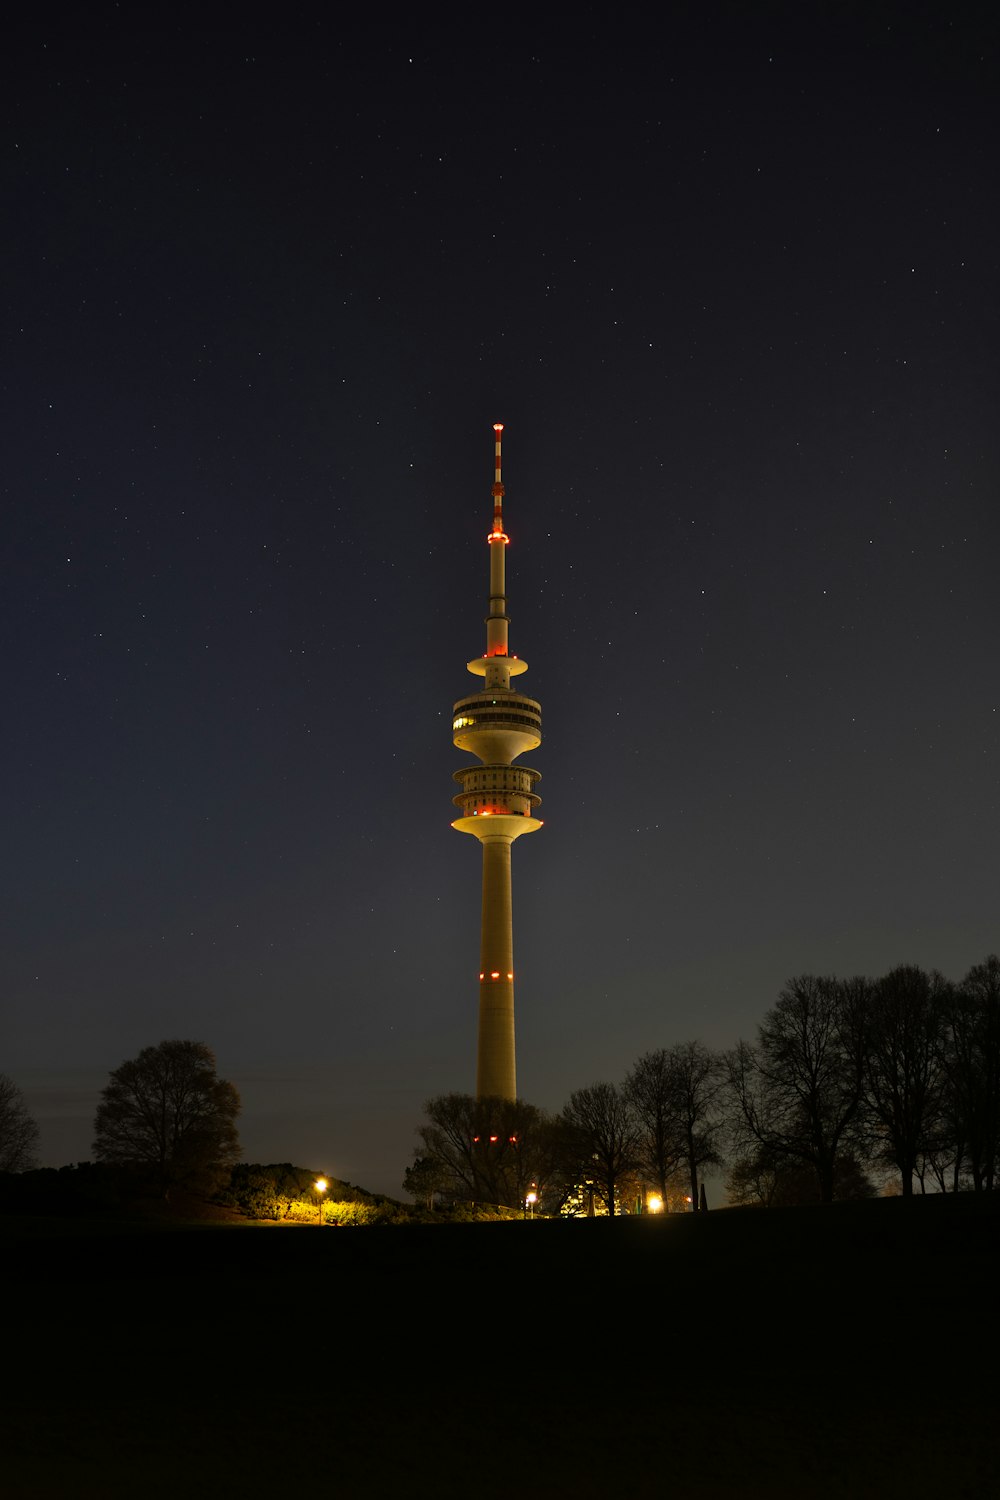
4 5 997 1197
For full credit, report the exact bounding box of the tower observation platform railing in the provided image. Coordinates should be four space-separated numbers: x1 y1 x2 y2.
451 695 542 737
452 761 541 819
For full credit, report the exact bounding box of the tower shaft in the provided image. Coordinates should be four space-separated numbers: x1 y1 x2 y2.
477 837 515 1099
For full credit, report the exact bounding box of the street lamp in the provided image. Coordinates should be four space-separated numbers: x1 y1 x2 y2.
647 1194 663 1215
525 1189 537 1220
315 1177 327 1226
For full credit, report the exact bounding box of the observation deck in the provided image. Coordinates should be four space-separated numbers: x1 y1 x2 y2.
452 762 541 819
452 691 542 765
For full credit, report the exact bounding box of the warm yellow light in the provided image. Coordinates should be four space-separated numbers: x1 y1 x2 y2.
526 1191 537 1205
315 1178 327 1194
648 1194 663 1214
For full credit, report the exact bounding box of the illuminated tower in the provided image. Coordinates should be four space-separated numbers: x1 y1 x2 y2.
451 423 542 1100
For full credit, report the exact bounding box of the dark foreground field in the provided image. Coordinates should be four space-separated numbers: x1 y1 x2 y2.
3 1194 998 1499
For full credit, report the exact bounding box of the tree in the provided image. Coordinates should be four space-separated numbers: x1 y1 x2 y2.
403 1155 453 1210
725 975 868 1204
557 1082 640 1217
859 965 948 1196
415 1094 550 1210
0 1075 40 1173
623 1049 685 1207
942 955 1000 1192
667 1041 726 1210
93 1040 241 1198
726 1146 876 1207
625 1042 726 1212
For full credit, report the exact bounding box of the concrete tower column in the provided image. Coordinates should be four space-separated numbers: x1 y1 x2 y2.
451 424 543 1101
477 835 516 1099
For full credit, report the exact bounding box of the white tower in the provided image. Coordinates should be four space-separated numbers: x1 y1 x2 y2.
451 424 542 1100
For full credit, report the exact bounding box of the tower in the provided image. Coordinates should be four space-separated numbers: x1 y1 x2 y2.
451 423 542 1100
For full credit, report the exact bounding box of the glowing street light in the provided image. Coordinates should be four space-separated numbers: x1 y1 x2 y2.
315 1177 327 1227
525 1188 538 1220
647 1194 663 1214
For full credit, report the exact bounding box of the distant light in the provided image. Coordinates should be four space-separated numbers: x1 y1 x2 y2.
648 1194 663 1214
493 423 504 433
489 1135 499 1143
315 1178 327 1194
507 972 513 979
490 971 500 979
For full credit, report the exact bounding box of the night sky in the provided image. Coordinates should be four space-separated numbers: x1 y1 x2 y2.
5 5 997 1198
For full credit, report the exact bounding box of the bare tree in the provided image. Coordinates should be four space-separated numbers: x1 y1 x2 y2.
558 1082 639 1217
943 955 1000 1192
626 1043 725 1211
625 1049 683 1206
415 1093 549 1209
727 1146 876 1207
93 1040 241 1199
668 1041 727 1210
0 1075 40 1173
725 976 868 1204
860 965 949 1196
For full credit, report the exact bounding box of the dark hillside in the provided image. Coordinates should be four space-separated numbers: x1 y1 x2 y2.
4 1196 997 1498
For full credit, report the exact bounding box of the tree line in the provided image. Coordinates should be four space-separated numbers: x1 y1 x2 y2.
3 955 996 1219
408 954 1000 1214
0 1039 241 1200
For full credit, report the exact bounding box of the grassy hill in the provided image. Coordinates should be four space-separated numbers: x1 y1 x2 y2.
4 1194 997 1498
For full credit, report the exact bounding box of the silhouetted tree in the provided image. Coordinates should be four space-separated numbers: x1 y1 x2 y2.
415 1094 549 1209
942 955 1000 1191
625 1042 725 1212
93 1040 241 1199
557 1082 639 1217
403 1155 453 1210
859 964 949 1196
727 1147 876 1206
669 1041 726 1210
0 1075 40 1173
725 976 868 1203
624 1049 684 1206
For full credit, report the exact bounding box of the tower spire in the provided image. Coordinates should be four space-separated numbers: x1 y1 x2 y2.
451 423 544 1101
485 423 510 672
492 421 505 534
